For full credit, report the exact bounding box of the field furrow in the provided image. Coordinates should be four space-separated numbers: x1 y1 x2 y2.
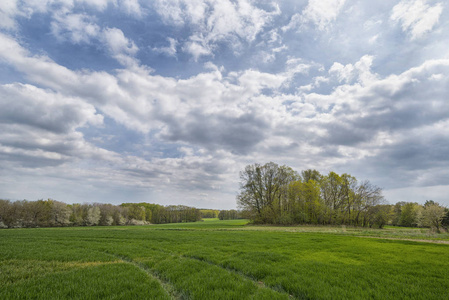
105 252 184 300
183 254 296 299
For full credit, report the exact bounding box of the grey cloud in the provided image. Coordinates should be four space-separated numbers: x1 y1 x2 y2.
0 151 69 168
159 111 269 155
324 123 372 146
337 127 449 191
0 83 102 134
0 83 114 169
316 60 449 148
382 133 449 171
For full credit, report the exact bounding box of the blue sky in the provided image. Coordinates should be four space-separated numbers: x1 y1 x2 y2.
1 0 448 209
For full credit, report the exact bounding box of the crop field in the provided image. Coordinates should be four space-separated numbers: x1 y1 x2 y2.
1 219 448 299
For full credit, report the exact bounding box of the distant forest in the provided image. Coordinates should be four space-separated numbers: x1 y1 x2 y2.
1 162 448 231
0 199 243 229
0 201 202 228
237 162 449 231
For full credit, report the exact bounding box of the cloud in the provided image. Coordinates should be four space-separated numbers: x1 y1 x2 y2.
302 0 346 30
152 0 280 59
119 0 143 17
51 12 100 44
0 0 20 29
328 55 377 85
391 0 443 40
182 37 213 61
101 27 139 66
152 37 178 57
0 83 110 168
0 83 102 133
3 31 448 173
1 2 449 207
0 32 289 154
314 58 449 193
49 9 140 66
283 0 346 32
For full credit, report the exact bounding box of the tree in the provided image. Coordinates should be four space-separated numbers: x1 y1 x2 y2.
442 208 449 229
420 201 446 233
237 162 297 224
128 205 146 221
50 200 71 226
301 169 322 183
366 205 392 228
320 172 344 224
399 202 420 227
0 199 12 228
353 180 385 226
218 210 241 220
201 209 219 218
85 206 101 226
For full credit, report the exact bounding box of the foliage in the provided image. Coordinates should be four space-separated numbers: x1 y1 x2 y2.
419 201 446 233
0 200 201 228
237 162 386 227
442 208 449 229
200 209 219 218
218 209 242 220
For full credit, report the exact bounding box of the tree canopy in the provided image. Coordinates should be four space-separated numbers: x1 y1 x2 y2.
238 162 385 227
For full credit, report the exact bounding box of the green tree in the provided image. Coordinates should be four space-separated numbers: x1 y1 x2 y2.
420 201 446 233
366 205 392 228
442 208 449 229
399 202 420 227
320 172 344 224
237 162 297 224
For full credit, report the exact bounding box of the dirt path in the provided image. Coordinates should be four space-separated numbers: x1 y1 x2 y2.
356 235 449 244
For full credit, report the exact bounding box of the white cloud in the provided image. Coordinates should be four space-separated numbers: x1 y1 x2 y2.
2 0 449 207
153 0 279 59
328 55 377 85
0 0 20 29
302 0 346 30
153 37 178 57
284 0 346 31
119 0 143 17
329 62 355 82
51 12 100 44
49 11 140 66
75 0 110 11
183 37 213 61
391 0 443 40
101 27 139 66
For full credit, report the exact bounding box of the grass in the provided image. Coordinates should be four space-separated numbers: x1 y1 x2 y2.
1 220 448 299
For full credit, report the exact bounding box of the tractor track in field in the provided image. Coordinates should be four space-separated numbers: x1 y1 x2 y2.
356 236 449 244
183 254 297 299
101 247 298 299
101 251 185 300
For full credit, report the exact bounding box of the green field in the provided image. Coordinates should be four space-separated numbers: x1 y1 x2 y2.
1 219 448 299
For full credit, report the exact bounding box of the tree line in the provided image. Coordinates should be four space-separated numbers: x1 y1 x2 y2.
391 200 448 232
200 209 219 218
0 199 201 228
218 209 242 220
237 162 448 231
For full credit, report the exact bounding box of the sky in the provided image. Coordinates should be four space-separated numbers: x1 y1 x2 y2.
0 0 448 209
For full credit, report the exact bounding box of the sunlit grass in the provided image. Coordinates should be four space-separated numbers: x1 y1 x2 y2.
1 220 448 299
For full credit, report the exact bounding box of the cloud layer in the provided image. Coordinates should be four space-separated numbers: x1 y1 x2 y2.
1 1 449 208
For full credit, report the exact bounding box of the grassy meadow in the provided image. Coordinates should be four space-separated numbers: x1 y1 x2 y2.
1 219 448 299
